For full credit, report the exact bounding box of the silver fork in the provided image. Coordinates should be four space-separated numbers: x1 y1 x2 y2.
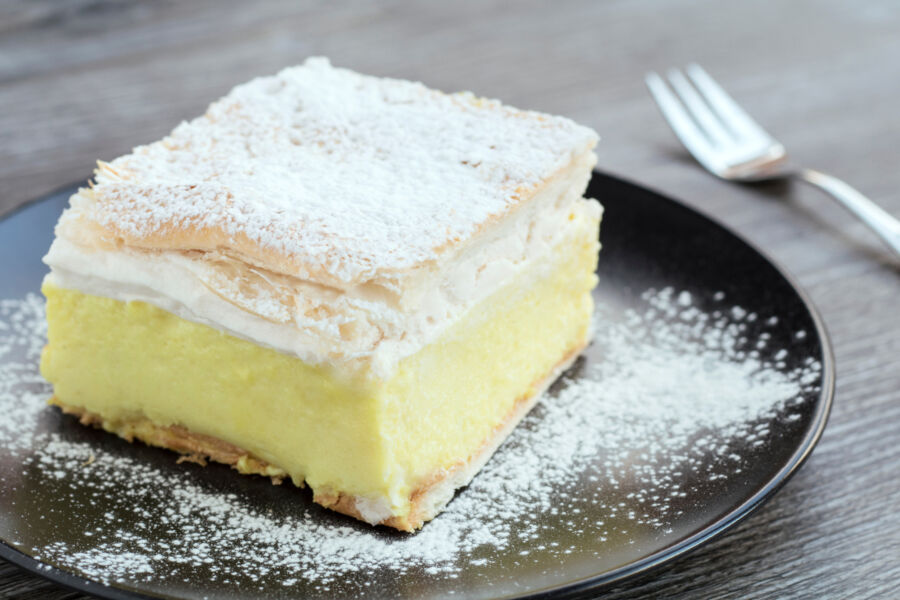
645 64 900 259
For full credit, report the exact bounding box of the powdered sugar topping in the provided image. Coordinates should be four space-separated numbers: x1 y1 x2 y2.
73 57 598 285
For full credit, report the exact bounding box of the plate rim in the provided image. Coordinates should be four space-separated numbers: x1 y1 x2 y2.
0 171 836 600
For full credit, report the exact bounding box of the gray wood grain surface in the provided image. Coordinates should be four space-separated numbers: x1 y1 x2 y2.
1 1 899 598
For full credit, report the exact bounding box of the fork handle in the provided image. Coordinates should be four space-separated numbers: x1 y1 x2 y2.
797 169 900 259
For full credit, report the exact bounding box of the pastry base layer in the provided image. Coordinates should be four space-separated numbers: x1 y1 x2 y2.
40 212 599 531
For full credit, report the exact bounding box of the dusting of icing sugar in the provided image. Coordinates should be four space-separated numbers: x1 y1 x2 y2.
0 288 822 595
71 57 598 285
0 294 47 450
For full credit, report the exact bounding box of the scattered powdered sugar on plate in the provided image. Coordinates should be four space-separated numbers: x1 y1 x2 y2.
0 288 822 594
0 295 47 451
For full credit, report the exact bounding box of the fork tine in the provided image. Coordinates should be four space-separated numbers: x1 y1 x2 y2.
685 64 773 143
666 68 734 148
644 71 719 170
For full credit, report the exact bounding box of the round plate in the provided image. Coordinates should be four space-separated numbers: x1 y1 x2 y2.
0 172 834 599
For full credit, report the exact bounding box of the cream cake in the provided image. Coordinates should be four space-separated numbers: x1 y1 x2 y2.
40 57 602 531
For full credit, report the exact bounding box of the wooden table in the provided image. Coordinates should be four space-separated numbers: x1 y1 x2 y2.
1 1 898 598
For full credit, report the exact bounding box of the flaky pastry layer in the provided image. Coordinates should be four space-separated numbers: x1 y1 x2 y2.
54 57 598 290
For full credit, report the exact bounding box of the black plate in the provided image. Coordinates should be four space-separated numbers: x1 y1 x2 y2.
0 172 834 599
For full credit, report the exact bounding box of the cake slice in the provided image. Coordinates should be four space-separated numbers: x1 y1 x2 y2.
40 57 601 531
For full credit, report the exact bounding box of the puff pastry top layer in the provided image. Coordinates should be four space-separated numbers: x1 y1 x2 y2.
57 57 597 293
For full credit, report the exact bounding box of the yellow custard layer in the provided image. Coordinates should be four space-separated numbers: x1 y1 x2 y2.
41 211 599 527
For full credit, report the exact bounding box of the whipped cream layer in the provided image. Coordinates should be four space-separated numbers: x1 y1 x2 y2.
45 157 600 378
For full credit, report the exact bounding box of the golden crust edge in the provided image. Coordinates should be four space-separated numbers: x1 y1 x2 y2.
49 335 588 533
